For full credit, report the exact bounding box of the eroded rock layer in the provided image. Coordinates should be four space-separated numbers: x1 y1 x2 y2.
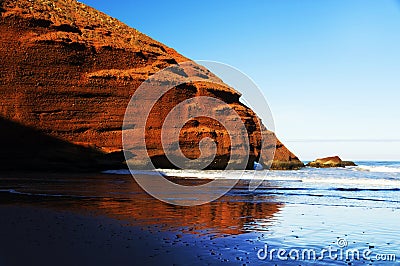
0 0 303 170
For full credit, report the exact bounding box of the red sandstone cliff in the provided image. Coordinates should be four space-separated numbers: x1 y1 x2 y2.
0 0 303 171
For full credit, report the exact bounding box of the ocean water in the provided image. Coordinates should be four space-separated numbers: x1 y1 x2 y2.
1 161 400 265
105 161 400 264
104 161 400 209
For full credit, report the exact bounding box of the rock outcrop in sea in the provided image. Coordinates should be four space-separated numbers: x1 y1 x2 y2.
0 0 304 171
307 156 357 168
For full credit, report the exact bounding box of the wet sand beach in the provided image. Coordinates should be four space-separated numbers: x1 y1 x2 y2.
0 205 227 266
0 169 399 265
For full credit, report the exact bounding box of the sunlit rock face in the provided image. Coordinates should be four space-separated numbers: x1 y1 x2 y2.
0 0 303 170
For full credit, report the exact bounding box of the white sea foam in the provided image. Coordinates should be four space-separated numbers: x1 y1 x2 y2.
102 168 400 188
299 177 400 187
102 169 303 181
351 165 400 173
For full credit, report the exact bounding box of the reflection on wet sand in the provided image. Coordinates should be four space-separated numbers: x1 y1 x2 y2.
0 173 282 236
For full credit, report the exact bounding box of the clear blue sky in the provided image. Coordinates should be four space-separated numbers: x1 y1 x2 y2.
81 0 400 161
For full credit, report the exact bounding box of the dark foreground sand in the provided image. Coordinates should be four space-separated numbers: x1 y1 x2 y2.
0 205 224 266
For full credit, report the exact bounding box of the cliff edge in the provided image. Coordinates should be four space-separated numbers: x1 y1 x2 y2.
0 0 303 171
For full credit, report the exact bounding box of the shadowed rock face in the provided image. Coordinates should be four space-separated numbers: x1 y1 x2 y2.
0 0 303 171
0 117 124 171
